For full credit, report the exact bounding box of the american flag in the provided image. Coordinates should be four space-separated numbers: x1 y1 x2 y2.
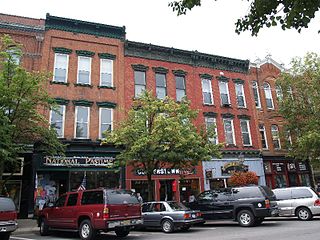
77 172 87 191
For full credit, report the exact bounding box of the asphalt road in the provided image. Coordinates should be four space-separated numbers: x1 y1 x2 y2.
10 217 320 240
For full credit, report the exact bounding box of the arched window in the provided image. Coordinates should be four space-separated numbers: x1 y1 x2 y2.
252 81 261 108
263 83 274 109
271 125 281 150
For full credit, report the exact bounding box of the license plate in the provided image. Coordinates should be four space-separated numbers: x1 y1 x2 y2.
122 220 130 225
0 227 6 232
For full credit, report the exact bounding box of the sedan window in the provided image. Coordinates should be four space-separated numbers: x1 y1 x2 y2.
142 203 152 212
151 203 166 212
168 202 188 211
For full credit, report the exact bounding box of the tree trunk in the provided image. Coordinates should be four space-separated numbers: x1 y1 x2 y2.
0 159 4 194
147 172 154 201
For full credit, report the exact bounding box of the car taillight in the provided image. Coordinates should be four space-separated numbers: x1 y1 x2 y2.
184 213 190 219
196 212 202 217
265 199 270 209
103 207 109 219
314 199 320 206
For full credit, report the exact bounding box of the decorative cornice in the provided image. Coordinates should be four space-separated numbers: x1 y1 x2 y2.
232 78 245 84
72 99 94 107
199 73 213 80
96 101 117 108
221 113 235 119
45 14 126 40
0 22 44 33
131 64 149 71
238 114 251 120
152 67 169 74
216 75 230 82
53 47 72 54
203 112 217 117
54 98 69 105
172 69 187 76
98 53 116 60
76 50 95 57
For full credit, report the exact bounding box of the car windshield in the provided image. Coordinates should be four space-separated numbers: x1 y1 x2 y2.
168 202 189 211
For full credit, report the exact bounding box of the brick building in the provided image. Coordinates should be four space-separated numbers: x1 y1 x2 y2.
248 56 312 189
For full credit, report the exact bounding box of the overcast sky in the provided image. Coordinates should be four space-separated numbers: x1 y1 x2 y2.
2 0 320 67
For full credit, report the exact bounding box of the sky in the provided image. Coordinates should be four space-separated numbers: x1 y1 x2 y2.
2 0 320 67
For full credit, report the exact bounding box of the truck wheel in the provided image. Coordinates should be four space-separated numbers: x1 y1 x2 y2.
237 210 255 227
0 232 10 240
39 218 50 236
79 219 96 240
296 207 313 221
161 219 174 233
115 227 130 237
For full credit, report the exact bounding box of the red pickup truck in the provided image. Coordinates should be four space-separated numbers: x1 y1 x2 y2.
38 189 142 240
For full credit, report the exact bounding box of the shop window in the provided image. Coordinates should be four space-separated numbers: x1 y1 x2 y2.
180 179 200 203
219 81 230 106
156 73 167 100
275 175 287 188
252 81 261 108
175 75 186 101
300 174 311 186
235 83 246 107
201 78 213 105
53 53 68 83
131 180 154 202
77 56 91 84
134 70 146 98
263 82 274 109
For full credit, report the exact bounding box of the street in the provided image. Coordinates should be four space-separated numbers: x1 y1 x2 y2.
11 217 320 240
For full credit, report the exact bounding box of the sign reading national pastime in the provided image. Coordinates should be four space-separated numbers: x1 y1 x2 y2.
43 156 115 168
221 161 249 176
135 168 196 176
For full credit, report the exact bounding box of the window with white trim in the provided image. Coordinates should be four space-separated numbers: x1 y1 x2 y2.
235 83 246 107
219 81 230 105
156 73 167 100
134 70 146 98
77 56 91 84
75 106 90 139
100 59 113 87
252 81 261 108
264 82 274 109
240 120 252 146
99 108 113 139
50 105 65 138
223 119 235 145
259 124 268 149
53 53 68 83
271 125 281 150
201 79 213 105
175 76 186 101
205 117 218 144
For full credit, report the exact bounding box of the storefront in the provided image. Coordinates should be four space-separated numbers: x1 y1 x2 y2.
126 164 204 204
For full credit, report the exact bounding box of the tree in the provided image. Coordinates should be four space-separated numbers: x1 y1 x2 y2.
276 52 320 171
228 171 259 187
169 0 320 36
103 92 221 201
0 35 64 191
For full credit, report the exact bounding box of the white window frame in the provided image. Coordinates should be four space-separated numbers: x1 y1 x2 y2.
223 118 236 145
77 56 92 85
100 59 113 87
235 83 246 108
201 78 214 105
156 73 167 100
53 53 69 83
240 119 252 146
252 81 261 108
219 81 231 106
134 70 146 98
74 106 90 139
259 124 268 150
271 125 281 150
264 82 274 109
205 117 218 144
49 105 66 138
99 108 113 139
175 75 186 101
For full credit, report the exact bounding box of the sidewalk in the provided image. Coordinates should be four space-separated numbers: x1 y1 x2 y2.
13 219 39 235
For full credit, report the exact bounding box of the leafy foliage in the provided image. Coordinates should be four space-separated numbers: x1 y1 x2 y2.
169 0 320 36
103 91 221 200
228 171 258 187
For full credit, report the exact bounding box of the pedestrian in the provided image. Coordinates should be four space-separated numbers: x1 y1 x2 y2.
137 192 143 203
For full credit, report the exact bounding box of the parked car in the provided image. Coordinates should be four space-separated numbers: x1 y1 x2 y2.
38 189 143 240
188 186 279 227
273 187 320 220
0 196 18 240
141 201 204 233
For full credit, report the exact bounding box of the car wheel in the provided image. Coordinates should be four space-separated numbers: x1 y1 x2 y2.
115 227 130 237
0 232 10 240
39 218 50 236
79 219 96 240
181 225 191 231
296 207 313 221
237 210 255 227
161 219 174 233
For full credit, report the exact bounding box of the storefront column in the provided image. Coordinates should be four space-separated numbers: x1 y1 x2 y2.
155 180 161 201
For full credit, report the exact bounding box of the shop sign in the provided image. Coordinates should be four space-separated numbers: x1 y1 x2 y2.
135 168 196 176
221 161 248 176
43 156 115 168
272 163 285 172
298 162 307 171
287 162 296 172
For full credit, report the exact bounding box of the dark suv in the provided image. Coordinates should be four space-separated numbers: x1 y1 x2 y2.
0 196 18 240
188 186 279 227
38 189 142 240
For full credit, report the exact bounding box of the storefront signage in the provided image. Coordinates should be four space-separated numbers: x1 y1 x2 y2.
298 162 307 171
221 161 248 176
135 168 196 176
272 163 285 172
43 156 115 168
287 162 296 172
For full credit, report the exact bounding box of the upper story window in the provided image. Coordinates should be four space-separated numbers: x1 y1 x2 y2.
53 53 69 83
156 73 167 100
271 125 281 150
287 86 293 99
286 130 292 148
240 120 252 146
50 105 66 138
99 108 113 139
75 106 90 139
201 79 213 105
175 76 186 101
263 82 274 109
77 56 91 84
223 119 235 145
100 59 113 87
276 85 283 100
235 83 246 108
219 81 230 106
252 81 261 108
134 70 146 98
205 117 218 144
259 124 268 149
7 48 21 65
